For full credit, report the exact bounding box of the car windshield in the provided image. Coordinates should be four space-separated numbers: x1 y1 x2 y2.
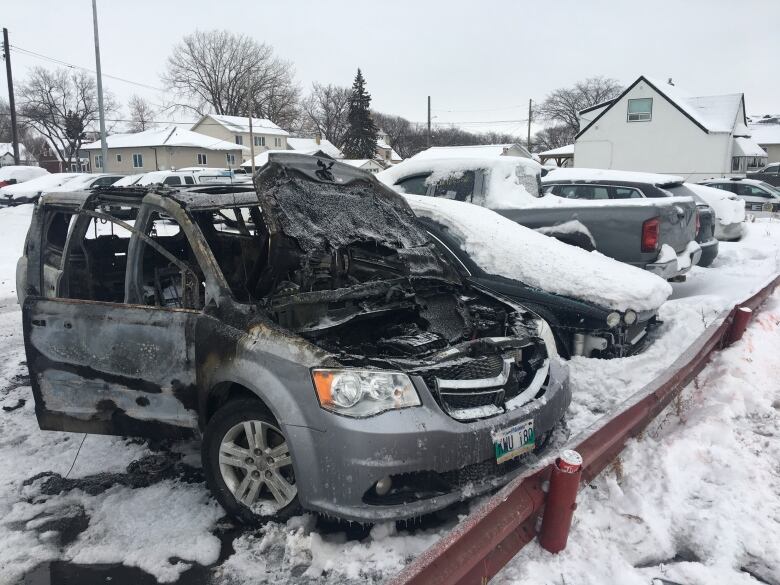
756 181 780 196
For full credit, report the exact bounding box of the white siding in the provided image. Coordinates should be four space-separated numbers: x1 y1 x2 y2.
575 80 732 181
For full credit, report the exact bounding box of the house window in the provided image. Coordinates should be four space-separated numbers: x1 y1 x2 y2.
253 136 265 147
197 153 208 165
274 137 282 147
116 154 122 163
95 154 103 169
627 98 653 122
731 157 742 172
226 153 236 165
235 135 244 145
132 153 143 168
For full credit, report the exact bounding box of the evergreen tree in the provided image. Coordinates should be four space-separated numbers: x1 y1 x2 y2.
342 69 378 159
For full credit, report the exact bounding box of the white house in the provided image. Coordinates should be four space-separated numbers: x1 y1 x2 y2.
574 76 767 180
82 126 248 173
376 129 403 165
748 116 780 163
190 115 289 161
0 143 37 167
287 136 343 159
341 159 385 174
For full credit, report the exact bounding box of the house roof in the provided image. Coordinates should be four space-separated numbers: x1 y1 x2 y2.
196 114 289 137
0 143 32 160
733 137 767 157
341 159 382 168
538 144 574 157
411 144 530 161
240 148 335 168
287 137 343 159
376 138 403 161
577 76 746 139
748 122 780 146
82 126 249 152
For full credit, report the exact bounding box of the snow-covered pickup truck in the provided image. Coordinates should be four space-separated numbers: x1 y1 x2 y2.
379 157 701 281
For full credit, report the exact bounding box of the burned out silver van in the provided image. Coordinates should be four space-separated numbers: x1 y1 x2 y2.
17 154 570 523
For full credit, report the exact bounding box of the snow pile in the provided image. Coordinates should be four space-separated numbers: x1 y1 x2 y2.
405 194 672 311
0 165 48 183
495 290 780 585
0 205 32 299
686 182 746 226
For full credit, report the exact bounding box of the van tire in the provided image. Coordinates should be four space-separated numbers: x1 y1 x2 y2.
202 399 301 525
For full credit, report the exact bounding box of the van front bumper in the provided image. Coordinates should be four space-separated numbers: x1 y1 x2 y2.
285 358 571 522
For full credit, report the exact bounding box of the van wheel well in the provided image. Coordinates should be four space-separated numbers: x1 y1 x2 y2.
206 382 271 423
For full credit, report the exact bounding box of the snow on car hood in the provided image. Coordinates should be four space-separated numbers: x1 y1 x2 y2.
685 183 746 226
404 194 672 312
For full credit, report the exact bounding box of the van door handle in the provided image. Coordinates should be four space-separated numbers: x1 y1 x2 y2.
31 319 47 327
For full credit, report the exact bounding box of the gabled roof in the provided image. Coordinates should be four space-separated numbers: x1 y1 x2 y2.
576 76 746 139
82 126 249 152
287 137 343 159
0 143 32 160
376 138 403 161
195 114 289 136
538 144 574 157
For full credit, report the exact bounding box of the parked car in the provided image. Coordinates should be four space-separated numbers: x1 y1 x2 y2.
112 173 145 187
747 162 780 187
0 165 49 188
405 194 670 358
541 169 721 266
55 173 123 191
683 183 745 241
699 177 780 214
133 169 245 187
380 159 701 281
0 172 82 206
17 153 570 524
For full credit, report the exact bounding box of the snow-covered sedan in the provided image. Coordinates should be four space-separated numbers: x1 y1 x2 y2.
0 172 82 206
406 195 672 358
699 177 780 215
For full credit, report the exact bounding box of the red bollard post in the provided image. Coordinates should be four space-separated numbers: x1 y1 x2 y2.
726 306 752 347
538 450 582 554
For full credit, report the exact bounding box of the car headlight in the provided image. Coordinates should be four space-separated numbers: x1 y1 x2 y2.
606 312 621 328
624 310 637 325
311 369 421 417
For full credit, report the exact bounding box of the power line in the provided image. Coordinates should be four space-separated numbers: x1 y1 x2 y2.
432 104 527 114
9 44 166 93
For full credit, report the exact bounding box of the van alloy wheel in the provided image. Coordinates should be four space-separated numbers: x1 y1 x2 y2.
218 419 297 512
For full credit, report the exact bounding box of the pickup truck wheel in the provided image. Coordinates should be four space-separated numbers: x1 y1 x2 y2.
202 399 300 525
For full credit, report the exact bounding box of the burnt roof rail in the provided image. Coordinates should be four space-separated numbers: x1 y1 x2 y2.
388 274 780 585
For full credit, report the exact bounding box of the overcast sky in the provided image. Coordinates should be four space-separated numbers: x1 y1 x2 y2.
1 0 778 136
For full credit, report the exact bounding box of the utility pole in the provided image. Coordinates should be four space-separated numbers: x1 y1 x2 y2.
527 98 532 153
2 28 20 165
427 95 431 148
247 80 256 176
91 0 108 173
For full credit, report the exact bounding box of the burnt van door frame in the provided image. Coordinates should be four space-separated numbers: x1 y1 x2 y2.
22 201 201 439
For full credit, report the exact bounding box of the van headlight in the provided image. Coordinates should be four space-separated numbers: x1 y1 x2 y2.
624 310 638 325
311 369 421 417
606 312 621 328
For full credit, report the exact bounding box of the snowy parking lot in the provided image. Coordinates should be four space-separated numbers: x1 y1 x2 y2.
1 205 779 585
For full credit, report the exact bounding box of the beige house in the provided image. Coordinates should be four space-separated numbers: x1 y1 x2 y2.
748 117 780 163
376 129 403 165
82 126 247 173
190 115 289 161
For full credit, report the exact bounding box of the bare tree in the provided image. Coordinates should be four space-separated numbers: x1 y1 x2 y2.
536 76 623 135
252 77 301 133
0 99 12 143
162 29 298 125
300 83 351 147
127 95 157 132
533 125 576 152
18 67 117 169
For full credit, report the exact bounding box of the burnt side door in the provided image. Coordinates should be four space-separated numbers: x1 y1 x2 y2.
23 199 203 438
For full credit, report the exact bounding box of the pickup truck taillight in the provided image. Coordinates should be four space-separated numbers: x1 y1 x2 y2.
641 217 660 253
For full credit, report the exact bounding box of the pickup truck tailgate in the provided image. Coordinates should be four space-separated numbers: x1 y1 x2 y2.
657 198 697 253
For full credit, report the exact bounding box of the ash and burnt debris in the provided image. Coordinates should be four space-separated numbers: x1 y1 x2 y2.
23 451 203 497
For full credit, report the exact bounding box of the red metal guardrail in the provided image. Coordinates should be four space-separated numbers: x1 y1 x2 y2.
388 274 780 585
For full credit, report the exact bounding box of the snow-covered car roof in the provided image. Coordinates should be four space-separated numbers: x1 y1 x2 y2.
702 177 780 192
0 165 48 183
683 183 745 225
0 172 81 196
543 167 684 186
404 194 672 312
378 156 542 209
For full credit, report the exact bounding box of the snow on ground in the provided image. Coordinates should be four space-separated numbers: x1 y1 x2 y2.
0 204 778 584
495 288 780 585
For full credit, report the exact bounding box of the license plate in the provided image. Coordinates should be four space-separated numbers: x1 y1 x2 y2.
492 419 535 464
